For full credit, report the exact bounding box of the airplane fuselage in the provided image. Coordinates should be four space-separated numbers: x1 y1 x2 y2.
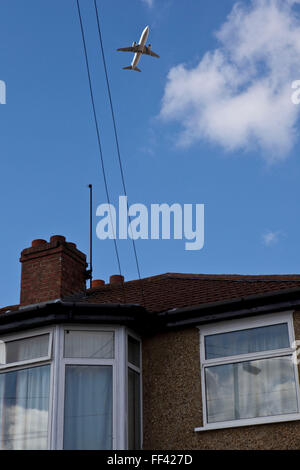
117 25 159 72
132 26 149 70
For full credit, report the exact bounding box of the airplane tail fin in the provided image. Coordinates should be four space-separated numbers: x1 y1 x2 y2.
123 66 142 72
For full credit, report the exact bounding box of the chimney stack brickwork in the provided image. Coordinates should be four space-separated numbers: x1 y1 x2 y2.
20 235 87 306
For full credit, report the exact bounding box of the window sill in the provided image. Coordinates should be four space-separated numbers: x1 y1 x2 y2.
194 413 300 432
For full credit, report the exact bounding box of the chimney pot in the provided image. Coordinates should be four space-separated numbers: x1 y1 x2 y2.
31 239 47 248
109 275 124 285
68 242 77 250
91 279 105 288
50 235 66 244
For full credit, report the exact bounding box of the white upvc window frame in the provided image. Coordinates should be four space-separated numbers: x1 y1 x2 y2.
0 327 53 370
0 326 54 450
196 311 300 432
54 324 126 450
126 329 143 450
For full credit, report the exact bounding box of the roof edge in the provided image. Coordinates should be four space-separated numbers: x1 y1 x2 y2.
0 300 149 335
160 286 300 328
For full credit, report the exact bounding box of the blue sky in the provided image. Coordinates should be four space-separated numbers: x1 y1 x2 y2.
1 0 300 308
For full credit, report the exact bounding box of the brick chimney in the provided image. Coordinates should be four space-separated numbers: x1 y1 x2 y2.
20 235 88 306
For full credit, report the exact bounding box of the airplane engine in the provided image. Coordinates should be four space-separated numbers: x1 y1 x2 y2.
148 44 151 50
132 41 137 47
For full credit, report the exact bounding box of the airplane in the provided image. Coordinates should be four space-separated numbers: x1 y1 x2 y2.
117 26 160 72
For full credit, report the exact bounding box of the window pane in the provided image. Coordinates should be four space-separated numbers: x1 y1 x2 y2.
64 331 114 359
0 334 49 365
128 368 141 450
0 365 50 449
128 336 140 368
205 356 298 424
205 323 290 359
63 365 113 450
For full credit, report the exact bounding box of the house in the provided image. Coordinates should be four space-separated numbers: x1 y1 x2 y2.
1 235 300 450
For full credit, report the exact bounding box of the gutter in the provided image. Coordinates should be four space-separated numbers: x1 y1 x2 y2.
0 300 149 335
2 286 300 335
159 286 300 329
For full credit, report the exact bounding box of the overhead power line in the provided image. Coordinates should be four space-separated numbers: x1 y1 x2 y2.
76 0 126 302
93 0 145 306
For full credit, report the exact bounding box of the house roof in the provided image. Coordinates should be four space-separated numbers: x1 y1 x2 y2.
2 272 300 319
2 273 300 333
78 273 300 313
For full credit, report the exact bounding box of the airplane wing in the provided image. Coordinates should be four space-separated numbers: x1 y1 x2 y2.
117 46 139 53
143 46 160 58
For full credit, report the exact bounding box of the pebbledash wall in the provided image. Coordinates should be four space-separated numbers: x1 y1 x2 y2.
142 319 300 450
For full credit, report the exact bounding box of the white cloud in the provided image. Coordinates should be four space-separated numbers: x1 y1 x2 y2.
160 0 300 161
141 0 153 7
262 230 282 246
2 405 48 450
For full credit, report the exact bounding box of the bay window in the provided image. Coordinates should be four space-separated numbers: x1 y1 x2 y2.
197 312 300 431
0 325 142 450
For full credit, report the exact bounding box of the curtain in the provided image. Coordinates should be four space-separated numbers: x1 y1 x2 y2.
0 365 50 449
5 334 49 364
205 356 298 423
63 365 112 450
205 323 290 359
64 331 114 359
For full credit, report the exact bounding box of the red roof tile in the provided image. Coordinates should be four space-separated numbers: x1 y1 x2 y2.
3 273 300 315
80 273 300 313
